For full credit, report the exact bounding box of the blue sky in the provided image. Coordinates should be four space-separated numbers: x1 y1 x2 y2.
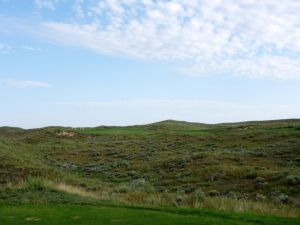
1 0 300 128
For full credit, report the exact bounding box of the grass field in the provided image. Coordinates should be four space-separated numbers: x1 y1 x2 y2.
0 119 300 223
1 204 299 225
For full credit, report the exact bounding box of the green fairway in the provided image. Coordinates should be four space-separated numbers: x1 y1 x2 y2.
0 204 299 225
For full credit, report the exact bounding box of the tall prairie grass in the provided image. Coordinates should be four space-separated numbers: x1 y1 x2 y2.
4 178 298 218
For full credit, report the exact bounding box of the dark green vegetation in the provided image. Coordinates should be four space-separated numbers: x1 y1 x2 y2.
1 204 299 225
0 119 300 223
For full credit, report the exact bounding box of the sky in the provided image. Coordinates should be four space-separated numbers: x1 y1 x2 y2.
1 0 300 128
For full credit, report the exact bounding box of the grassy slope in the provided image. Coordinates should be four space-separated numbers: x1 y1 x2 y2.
0 119 300 220
3 119 298 196
1 204 299 225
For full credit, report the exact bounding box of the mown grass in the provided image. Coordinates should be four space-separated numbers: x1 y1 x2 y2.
78 127 155 136
1 204 299 225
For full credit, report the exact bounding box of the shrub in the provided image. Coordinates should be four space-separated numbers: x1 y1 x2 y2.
286 175 300 185
227 191 243 200
269 172 287 181
115 184 130 194
26 178 45 191
244 171 257 179
255 177 266 183
208 190 219 197
130 179 155 193
249 149 265 157
175 191 187 206
131 178 146 187
255 194 266 201
273 193 289 204
192 188 205 202
127 170 140 179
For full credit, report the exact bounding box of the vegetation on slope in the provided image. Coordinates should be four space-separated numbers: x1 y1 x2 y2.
0 119 299 218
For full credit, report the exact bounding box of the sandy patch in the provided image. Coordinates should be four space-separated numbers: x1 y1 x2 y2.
25 217 41 221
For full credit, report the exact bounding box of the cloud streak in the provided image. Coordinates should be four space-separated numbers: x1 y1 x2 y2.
4 79 51 88
22 46 42 52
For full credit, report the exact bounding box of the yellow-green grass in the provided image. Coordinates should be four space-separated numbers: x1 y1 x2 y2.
1 178 299 218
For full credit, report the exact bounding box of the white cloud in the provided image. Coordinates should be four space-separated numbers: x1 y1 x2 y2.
34 0 61 10
0 43 11 53
4 79 51 88
181 56 300 79
22 46 42 52
72 0 84 18
27 1 300 79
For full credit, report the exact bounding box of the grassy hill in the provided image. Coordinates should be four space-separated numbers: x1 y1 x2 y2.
0 119 300 223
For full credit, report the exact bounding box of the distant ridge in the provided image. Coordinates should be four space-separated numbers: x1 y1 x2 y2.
144 119 210 130
218 118 300 126
149 119 206 126
1 118 300 130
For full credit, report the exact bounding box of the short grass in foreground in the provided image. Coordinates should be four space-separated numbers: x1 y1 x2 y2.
1 204 299 225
